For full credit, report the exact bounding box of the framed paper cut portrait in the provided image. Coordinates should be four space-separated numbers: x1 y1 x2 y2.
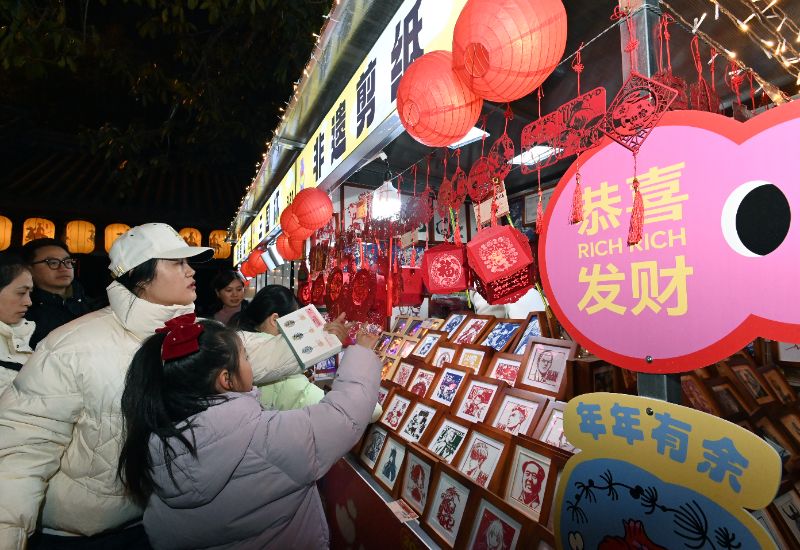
431 344 458 369
773 490 800 544
754 417 796 467
780 413 800 449
454 344 491 374
424 317 445 331
405 317 426 338
421 463 472 549
485 353 523 387
441 312 469 339
392 316 410 334
385 335 406 358
411 330 445 361
399 337 420 359
407 366 438 397
398 399 441 444
399 444 438 515
392 360 418 387
480 319 524 352
488 388 549 438
423 415 471 464
591 364 618 393
708 379 752 418
728 363 775 405
375 332 393 354
500 437 560 523
760 365 796 404
377 381 398 407
428 365 471 407
774 341 800 365
453 375 505 424
680 373 722 416
372 433 407 496
464 488 531 550
379 390 413 432
532 400 578 454
451 315 493 346
380 356 400 381
454 425 511 492
358 424 388 470
518 337 578 399
509 312 549 356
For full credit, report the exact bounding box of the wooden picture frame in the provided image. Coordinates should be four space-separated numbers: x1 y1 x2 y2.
397 397 444 444
358 423 389 470
453 424 512 493
454 344 493 374
479 318 525 352
487 387 550 438
431 343 459 369
509 312 549 356
461 486 535 549
421 462 474 549
411 330 446 362
591 363 619 393
774 341 800 366
398 443 439 516
405 317 426 338
451 315 494 346
707 378 754 418
452 375 506 424
422 414 472 464
424 317 445 331
372 432 408 496
485 352 524 387
772 489 800 545
385 335 406 358
680 373 722 416
760 365 797 404
441 312 470 339
392 316 411 334
727 361 776 406
406 364 439 398
379 389 414 432
428 364 472 408
532 400 578 454
399 337 420 359
779 412 800 449
432 202 468 244
517 337 578 399
378 380 400 407
754 416 797 468
375 332 394 354
380 356 400 381
392 359 419 388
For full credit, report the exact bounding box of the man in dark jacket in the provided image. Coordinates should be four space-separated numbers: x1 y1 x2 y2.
21 238 96 348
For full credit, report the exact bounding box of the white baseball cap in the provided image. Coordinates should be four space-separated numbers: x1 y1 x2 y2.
109 223 213 278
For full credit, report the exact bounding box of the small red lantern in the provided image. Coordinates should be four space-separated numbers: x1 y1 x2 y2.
399 267 424 306
280 205 313 240
466 225 534 304
397 50 483 147
245 249 268 276
452 0 568 102
294 188 334 231
240 261 256 278
422 243 469 295
276 233 300 261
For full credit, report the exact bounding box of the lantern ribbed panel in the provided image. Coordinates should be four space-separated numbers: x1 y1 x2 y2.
280 205 314 240
397 50 483 147
294 188 333 231
246 249 267 275
65 220 95 254
276 233 302 261
452 0 567 102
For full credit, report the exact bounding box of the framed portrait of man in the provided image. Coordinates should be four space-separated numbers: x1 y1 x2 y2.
500 437 566 525
518 337 578 399
453 375 504 424
487 388 550 438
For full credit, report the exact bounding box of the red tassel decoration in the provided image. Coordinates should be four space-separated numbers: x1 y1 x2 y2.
627 177 644 245
411 246 417 268
569 173 584 224
453 210 463 246
535 188 544 235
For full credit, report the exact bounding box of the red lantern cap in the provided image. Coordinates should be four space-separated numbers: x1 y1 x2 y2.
466 225 533 283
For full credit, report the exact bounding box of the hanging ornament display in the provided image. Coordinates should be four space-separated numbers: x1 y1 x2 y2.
688 36 719 112
467 225 535 304
348 269 376 322
421 242 469 294
652 15 688 111
451 0 567 102
297 281 312 306
466 122 494 203
486 105 515 182
280 205 313 240
311 273 326 306
293 188 334 231
397 50 483 147
398 266 424 306
325 268 345 317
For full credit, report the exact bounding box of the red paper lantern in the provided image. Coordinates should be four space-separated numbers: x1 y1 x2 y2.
280 205 313 240
245 249 268 276
422 243 469 295
294 188 334 231
452 0 567 102
397 50 483 147
288 235 306 258
467 225 534 304
276 233 302 261
240 261 256 278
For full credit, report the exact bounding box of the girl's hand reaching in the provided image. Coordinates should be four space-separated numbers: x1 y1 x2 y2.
356 331 380 350
323 313 350 344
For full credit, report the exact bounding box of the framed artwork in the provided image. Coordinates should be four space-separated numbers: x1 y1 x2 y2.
452 315 493 345
775 341 800 364
432 202 468 244
708 379 752 417
455 344 492 374
780 412 800 448
423 415 471 464
399 444 438 515
751 507 790 549
429 365 471 407
510 312 549 356
358 424 389 470
619 368 638 392
773 490 800 544
754 417 796 467
480 319 524 352
488 388 550 438
680 373 722 416
407 366 438 397
454 425 511 492
453 375 504 424
392 360 418 387
405 317 426 338
398 399 441 444
523 187 554 226
399 337 420 359
392 316 410 334
379 390 413 432
591 364 618 393
441 312 469 339
485 353 523 387
729 363 775 405
421 464 472 549
760 366 796 404
375 332 393 353
501 437 561 523
517 337 578 399
380 356 400 381
377 381 396 406
424 317 445 330
463 489 531 550
431 344 458 369
372 433 407 495
385 335 406 358
532 400 577 454
411 330 445 361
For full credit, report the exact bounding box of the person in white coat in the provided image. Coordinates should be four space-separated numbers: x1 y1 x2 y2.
0 253 35 393
0 223 330 549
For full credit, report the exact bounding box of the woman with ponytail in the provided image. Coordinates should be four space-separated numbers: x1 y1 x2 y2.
118 316 380 549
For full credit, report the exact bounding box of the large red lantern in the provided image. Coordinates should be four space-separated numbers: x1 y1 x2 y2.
397 50 483 147
276 233 302 261
280 205 313 240
240 261 256 278
422 243 469 294
452 0 567 102
294 188 333 231
466 225 534 304
245 249 268 276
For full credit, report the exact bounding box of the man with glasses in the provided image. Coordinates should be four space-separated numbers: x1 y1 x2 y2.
20 239 96 348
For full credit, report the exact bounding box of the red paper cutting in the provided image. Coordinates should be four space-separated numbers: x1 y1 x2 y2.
421 242 469 294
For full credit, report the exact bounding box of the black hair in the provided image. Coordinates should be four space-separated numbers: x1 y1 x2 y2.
236 284 299 332
20 238 69 264
117 320 241 505
115 258 159 297
0 252 31 289
211 270 244 293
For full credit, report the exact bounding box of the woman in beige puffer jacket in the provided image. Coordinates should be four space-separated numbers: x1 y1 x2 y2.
0 253 35 393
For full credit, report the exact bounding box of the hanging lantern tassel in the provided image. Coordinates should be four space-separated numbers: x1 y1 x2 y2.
627 177 644 246
535 187 544 235
569 172 584 225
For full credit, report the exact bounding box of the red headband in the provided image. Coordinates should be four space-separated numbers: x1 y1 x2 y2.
156 313 204 361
